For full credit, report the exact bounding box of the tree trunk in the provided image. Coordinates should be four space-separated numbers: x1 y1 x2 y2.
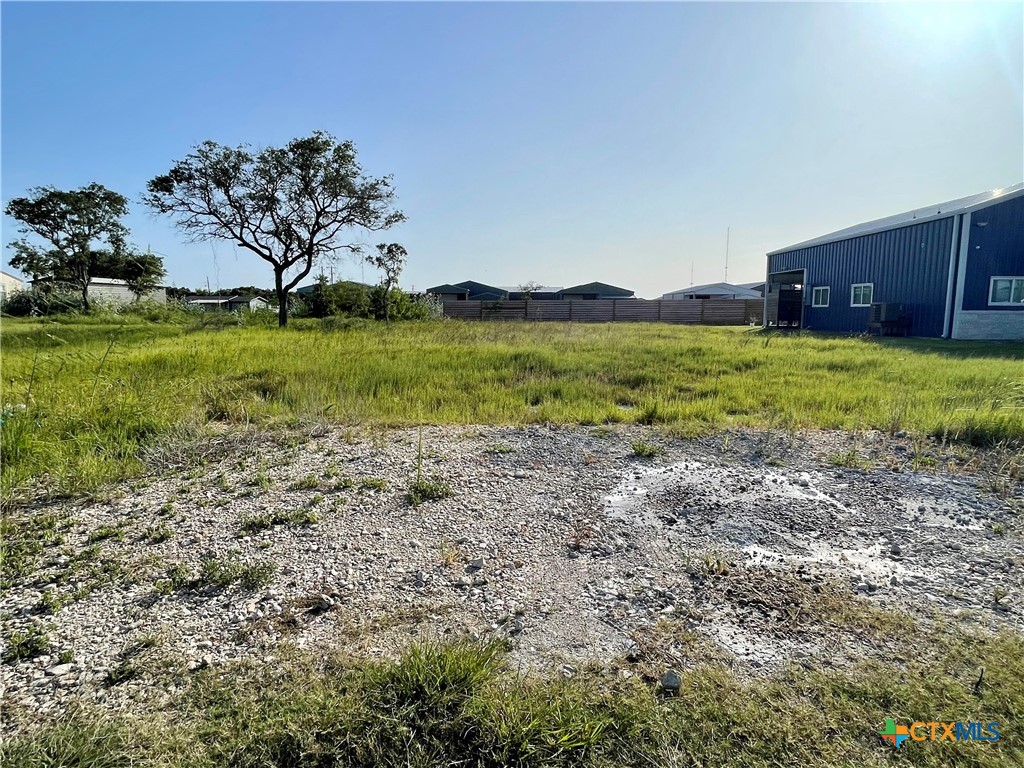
275 269 288 328
81 284 90 313
383 284 390 324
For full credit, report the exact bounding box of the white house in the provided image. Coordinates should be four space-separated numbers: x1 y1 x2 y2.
662 281 765 300
1 270 25 300
31 277 166 305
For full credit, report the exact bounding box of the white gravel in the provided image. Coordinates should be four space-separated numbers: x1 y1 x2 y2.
2 424 1021 733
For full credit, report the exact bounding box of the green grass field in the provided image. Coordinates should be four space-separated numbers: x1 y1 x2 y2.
2 316 1022 498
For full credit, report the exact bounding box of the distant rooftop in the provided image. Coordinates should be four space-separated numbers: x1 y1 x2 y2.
769 183 1024 255
663 281 763 298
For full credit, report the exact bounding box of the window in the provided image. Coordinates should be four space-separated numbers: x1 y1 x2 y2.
812 286 830 307
989 277 1024 306
851 283 873 307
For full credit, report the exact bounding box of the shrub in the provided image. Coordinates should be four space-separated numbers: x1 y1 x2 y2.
1 289 84 317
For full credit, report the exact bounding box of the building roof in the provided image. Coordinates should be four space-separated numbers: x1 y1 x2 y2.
453 280 506 294
1 270 24 281
186 294 266 303
663 282 763 298
560 281 634 296
498 285 563 293
425 284 470 294
769 183 1024 255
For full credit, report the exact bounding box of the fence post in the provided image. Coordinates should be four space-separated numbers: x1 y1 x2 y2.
525 301 528 320
657 301 662 322
568 301 573 321
612 300 616 321
480 302 483 320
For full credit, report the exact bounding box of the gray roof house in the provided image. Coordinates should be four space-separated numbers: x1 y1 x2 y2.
662 282 764 300
557 282 634 300
186 295 269 312
424 283 471 301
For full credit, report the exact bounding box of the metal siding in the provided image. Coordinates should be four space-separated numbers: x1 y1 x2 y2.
768 217 954 337
962 195 1024 311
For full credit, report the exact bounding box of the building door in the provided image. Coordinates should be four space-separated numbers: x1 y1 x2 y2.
765 270 805 328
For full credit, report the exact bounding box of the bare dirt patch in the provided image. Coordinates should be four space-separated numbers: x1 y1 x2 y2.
2 425 1021 733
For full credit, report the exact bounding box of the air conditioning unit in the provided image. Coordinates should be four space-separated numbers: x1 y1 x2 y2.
870 303 902 322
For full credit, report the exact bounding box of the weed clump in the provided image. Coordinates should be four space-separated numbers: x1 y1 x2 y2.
630 439 664 458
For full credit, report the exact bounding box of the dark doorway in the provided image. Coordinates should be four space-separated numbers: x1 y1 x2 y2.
765 270 805 328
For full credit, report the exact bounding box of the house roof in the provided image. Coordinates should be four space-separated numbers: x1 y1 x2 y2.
663 282 763 298
425 284 470 294
499 285 563 293
296 280 374 294
186 294 265 303
769 183 1024 255
453 280 507 295
560 282 634 296
737 281 766 290
1 270 23 281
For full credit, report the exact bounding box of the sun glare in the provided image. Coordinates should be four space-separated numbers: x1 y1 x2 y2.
879 2 1008 48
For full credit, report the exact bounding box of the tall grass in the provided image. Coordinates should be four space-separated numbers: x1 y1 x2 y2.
2 318 1022 496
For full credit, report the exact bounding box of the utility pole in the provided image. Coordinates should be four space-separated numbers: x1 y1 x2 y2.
690 261 694 287
724 227 730 283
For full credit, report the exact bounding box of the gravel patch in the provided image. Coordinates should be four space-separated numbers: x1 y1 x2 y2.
2 424 1021 732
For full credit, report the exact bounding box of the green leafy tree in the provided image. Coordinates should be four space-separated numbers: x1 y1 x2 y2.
334 281 372 317
305 275 337 318
143 132 405 327
121 250 167 299
366 243 408 323
4 184 129 311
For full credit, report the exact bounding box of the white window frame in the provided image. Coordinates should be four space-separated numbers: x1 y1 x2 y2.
811 286 830 307
988 276 1024 306
851 283 873 307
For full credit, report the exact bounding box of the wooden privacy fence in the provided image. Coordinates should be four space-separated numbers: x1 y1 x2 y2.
442 299 763 325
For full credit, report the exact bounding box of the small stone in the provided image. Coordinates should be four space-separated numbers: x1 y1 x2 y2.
45 664 73 677
889 543 902 556
468 557 486 571
660 669 682 693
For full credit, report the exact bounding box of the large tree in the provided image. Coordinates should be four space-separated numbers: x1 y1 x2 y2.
143 132 405 327
5 183 130 311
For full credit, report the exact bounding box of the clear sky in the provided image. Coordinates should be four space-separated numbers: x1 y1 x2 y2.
2 1 1021 298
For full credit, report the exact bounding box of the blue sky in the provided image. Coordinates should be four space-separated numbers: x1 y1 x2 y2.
2 1 1021 298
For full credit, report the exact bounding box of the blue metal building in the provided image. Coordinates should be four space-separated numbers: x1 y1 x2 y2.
764 184 1024 340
